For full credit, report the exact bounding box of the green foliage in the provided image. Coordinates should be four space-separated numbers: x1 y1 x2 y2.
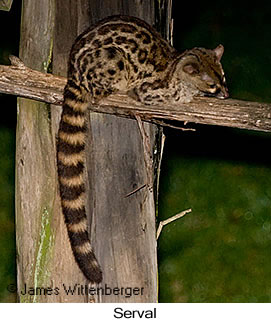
158 2 271 302
0 128 16 302
159 149 271 302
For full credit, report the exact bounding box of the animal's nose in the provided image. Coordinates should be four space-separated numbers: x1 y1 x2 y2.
216 87 229 99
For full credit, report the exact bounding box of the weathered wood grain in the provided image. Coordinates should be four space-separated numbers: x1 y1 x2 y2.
0 56 66 104
14 0 163 303
82 0 159 303
1 57 271 132
15 0 62 303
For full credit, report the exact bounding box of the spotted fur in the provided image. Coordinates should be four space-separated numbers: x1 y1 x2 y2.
57 15 229 283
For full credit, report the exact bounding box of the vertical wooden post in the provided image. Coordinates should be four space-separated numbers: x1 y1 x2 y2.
83 0 162 303
16 0 171 302
16 0 87 303
15 0 61 302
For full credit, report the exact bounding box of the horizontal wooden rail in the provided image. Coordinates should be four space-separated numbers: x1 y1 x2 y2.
1 55 271 132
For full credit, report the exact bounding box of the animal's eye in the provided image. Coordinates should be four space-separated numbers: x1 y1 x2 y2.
208 83 217 89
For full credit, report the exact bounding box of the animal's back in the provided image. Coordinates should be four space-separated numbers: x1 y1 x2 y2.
57 15 228 283
57 15 174 283
68 16 178 100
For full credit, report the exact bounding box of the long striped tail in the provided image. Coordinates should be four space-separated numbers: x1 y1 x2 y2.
57 80 102 283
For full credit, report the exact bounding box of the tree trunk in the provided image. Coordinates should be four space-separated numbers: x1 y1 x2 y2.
16 0 169 302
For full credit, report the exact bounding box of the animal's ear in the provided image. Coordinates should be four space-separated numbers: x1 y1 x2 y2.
213 44 224 62
183 62 199 75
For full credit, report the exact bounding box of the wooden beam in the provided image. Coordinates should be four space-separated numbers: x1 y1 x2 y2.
1 56 271 132
0 56 65 105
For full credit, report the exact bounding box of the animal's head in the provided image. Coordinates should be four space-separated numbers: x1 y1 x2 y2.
175 45 229 99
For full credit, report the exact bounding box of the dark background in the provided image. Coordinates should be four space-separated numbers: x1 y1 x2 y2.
0 1 20 302
1 1 271 302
